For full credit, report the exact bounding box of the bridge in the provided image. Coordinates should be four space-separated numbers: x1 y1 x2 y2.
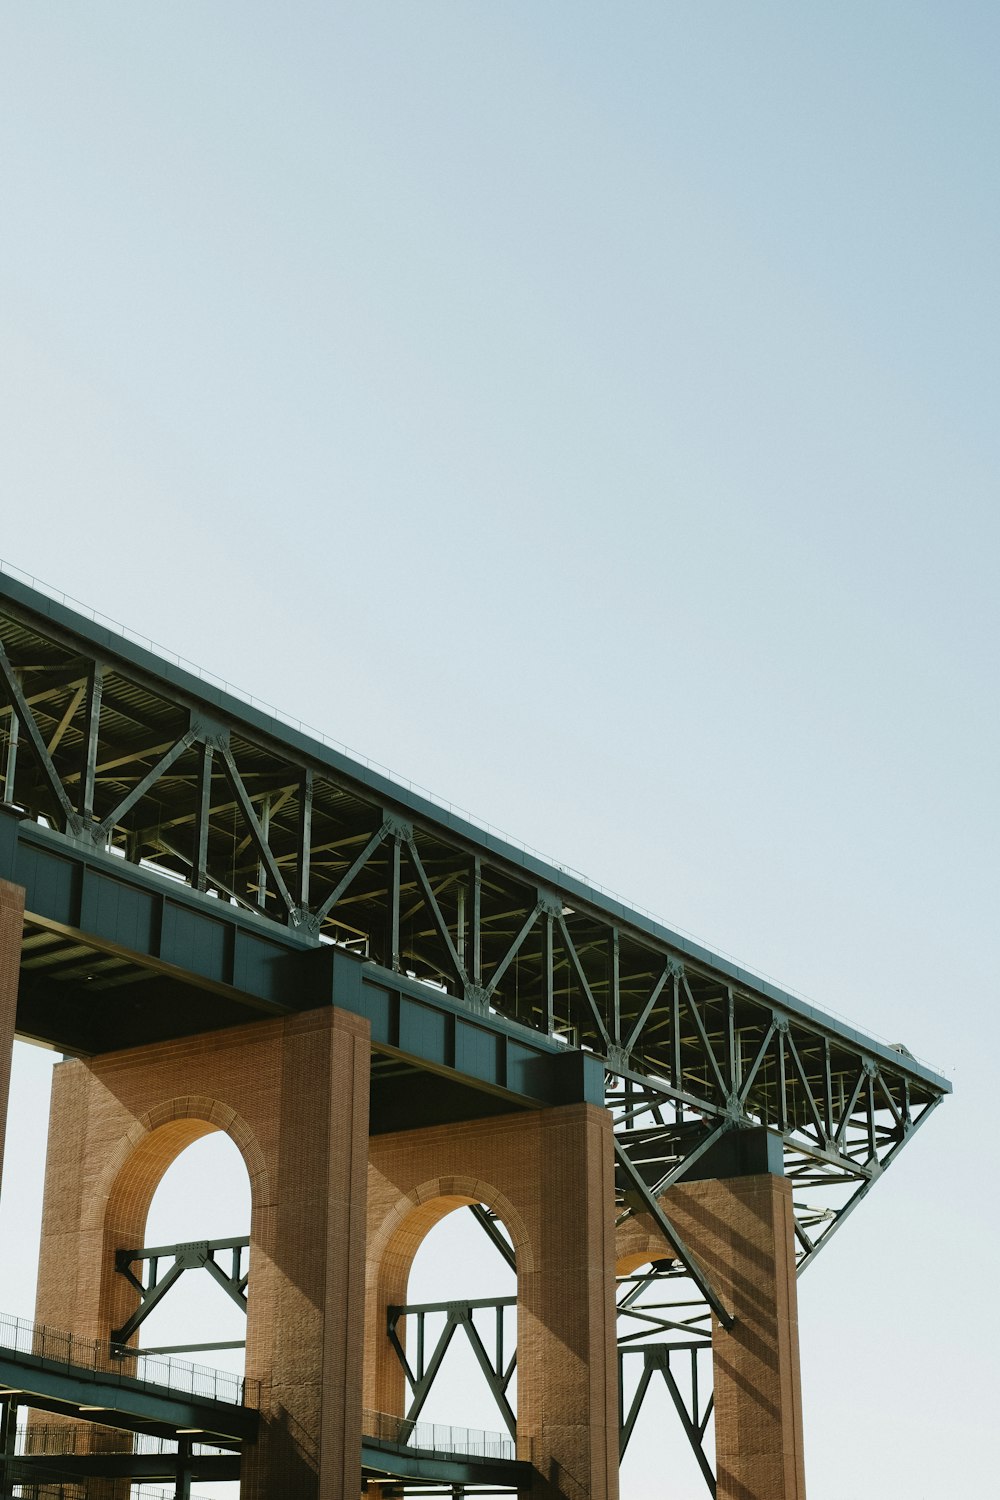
0 1307 523 1496
0 564 950 1498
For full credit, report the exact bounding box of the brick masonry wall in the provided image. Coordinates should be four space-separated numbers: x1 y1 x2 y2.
33 1006 370 1500
615 1173 807 1500
367 1103 620 1500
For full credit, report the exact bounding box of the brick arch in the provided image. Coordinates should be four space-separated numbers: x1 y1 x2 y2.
33 1007 374 1499
89 1098 262 1344
92 1094 269 1235
368 1174 533 1297
363 1103 621 1500
615 1214 675 1278
364 1176 530 1422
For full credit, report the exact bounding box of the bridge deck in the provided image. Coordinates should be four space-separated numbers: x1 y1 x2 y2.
362 1438 530 1489
0 1312 256 1446
0 566 951 1280
361 1415 530 1493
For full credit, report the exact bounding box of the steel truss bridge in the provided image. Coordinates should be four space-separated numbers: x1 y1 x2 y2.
0 567 950 1495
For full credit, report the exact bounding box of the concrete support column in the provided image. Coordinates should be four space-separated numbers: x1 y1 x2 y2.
664 1172 807 1500
33 1006 370 1500
0 880 24 1192
366 1103 619 1500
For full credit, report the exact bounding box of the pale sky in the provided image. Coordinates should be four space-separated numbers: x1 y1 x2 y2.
1 5 997 1497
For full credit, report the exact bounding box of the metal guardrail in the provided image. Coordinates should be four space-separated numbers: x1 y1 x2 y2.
362 1408 517 1461
9 1487 216 1500
16 1425 224 1459
0 1310 258 1409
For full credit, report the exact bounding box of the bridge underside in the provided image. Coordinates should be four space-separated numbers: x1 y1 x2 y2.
0 570 951 1498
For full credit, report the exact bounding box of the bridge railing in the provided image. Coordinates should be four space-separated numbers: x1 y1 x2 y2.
16 1424 225 1458
0 1310 259 1409
363 1408 518 1461
12 1487 217 1500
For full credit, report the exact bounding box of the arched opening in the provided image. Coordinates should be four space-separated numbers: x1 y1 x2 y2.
405 1202 517 1437
139 1129 251 1363
128 1129 251 1500
365 1185 529 1465
78 1119 254 1500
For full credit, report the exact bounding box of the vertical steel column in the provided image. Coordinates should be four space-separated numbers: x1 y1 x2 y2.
175 1435 192 1498
2 705 17 805
724 989 739 1096
542 912 555 1034
296 767 313 912
389 833 402 971
79 661 103 826
470 855 482 987
671 975 683 1123
192 742 213 892
257 795 271 908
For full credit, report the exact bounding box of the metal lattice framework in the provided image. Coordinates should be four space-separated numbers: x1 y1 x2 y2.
0 572 949 1268
0 569 951 1492
385 1209 719 1490
112 1237 249 1354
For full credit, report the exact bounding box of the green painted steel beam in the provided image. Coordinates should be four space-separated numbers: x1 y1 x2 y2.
5 1453 239 1482
361 1439 532 1488
0 567 953 1098
0 1350 257 1443
2 811 603 1110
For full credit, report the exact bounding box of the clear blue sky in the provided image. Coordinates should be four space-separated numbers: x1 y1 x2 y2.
1 5 997 1496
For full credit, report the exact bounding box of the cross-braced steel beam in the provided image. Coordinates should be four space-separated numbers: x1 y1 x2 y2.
112 1237 249 1354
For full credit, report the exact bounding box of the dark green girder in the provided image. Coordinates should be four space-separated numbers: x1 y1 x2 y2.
0 566 950 1281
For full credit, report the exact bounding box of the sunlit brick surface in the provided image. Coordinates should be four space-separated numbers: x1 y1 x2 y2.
367 1103 620 1500
34 1006 370 1500
615 1173 806 1500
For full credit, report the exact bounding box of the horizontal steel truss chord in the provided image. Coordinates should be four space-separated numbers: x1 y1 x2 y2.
0 586 948 1260
112 1237 249 1352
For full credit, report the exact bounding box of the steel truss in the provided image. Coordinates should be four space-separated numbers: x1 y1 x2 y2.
388 1295 517 1440
112 1237 249 1354
615 1261 715 1490
0 588 947 1259
0 575 951 1493
386 1210 719 1489
619 1345 714 1490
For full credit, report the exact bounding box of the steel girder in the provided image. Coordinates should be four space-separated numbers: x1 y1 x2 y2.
0 575 949 1280
0 571 951 1433
112 1237 250 1354
387 1209 718 1491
